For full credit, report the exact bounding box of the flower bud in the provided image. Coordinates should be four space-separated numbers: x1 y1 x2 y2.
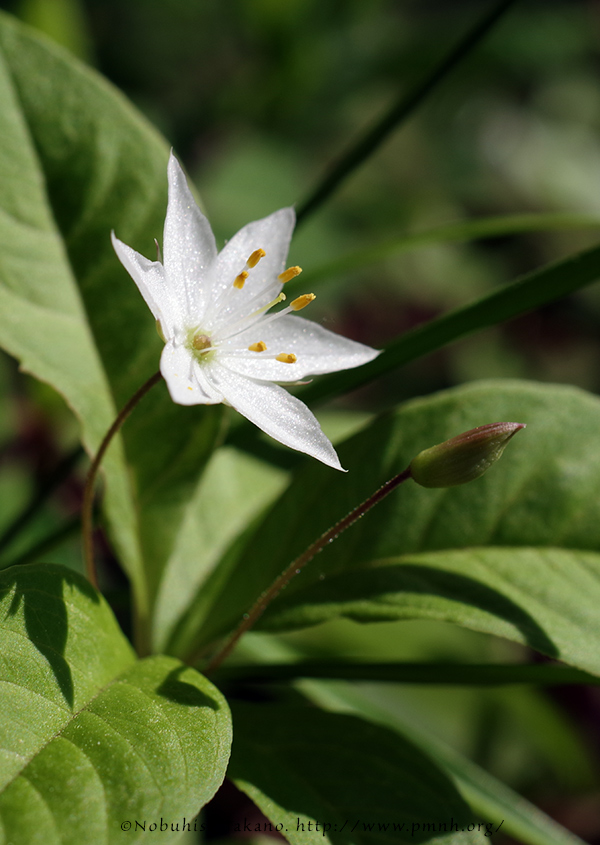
409 422 525 488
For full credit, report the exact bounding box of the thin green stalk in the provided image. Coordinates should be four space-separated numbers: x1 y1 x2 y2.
213 660 599 687
82 371 162 590
202 466 412 674
295 0 517 226
298 212 600 290
298 239 600 407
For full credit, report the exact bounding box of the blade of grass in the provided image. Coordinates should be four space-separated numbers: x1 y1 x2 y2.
297 213 600 289
214 661 599 686
296 0 518 226
299 239 600 406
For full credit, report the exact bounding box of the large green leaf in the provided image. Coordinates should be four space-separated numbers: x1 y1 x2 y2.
0 12 222 640
0 563 231 844
229 702 485 845
154 446 288 651
179 380 600 676
261 547 600 676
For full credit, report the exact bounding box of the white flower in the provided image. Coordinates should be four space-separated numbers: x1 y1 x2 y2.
112 152 379 470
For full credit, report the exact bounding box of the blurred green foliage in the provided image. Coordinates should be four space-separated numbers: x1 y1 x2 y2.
5 0 600 398
1 1 600 841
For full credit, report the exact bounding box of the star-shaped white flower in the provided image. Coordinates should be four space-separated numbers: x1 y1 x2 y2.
112 153 379 470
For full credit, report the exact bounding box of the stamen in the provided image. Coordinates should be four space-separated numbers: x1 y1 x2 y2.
278 265 302 284
233 270 249 290
251 291 286 318
276 353 297 364
247 248 266 269
193 334 212 350
248 341 267 352
291 293 316 311
232 249 266 291
213 292 287 344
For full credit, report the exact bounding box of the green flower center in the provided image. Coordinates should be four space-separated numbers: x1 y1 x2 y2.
187 329 214 362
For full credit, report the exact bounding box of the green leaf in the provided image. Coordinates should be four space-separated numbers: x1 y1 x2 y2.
229 702 485 845
0 563 231 844
154 446 288 652
263 547 600 676
185 380 600 676
17 0 92 61
0 12 223 639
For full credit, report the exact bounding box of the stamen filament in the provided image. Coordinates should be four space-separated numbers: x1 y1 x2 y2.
251 291 286 317
216 292 287 343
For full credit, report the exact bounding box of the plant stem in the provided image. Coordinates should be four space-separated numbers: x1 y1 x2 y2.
295 0 517 226
202 466 412 675
82 371 162 589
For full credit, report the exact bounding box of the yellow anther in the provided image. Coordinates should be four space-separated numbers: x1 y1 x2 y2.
192 334 212 350
248 341 267 352
278 265 302 284
233 270 249 289
276 353 297 364
247 248 266 269
291 293 316 311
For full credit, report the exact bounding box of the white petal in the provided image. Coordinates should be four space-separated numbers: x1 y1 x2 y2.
111 233 180 337
204 208 295 330
203 361 344 470
221 314 380 381
160 341 223 405
163 153 218 323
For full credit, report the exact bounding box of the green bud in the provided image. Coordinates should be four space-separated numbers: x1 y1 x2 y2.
409 422 525 488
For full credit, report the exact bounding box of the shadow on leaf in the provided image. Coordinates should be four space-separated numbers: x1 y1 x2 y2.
156 665 220 711
0 563 99 708
261 562 558 659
